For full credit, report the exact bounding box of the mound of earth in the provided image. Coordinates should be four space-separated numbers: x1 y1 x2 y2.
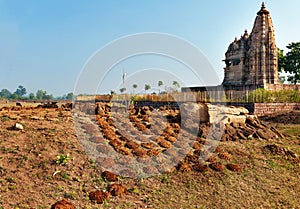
262 144 299 162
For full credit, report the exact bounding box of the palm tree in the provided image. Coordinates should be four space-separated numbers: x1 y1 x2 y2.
144 84 151 93
172 81 180 91
158 80 163 94
132 84 138 94
120 88 126 94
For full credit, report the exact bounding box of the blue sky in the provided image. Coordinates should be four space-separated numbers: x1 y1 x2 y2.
0 0 299 96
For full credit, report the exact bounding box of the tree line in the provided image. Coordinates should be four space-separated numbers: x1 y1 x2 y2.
117 80 181 94
0 85 74 100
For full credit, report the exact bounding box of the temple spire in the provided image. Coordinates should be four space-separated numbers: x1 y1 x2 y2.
243 29 249 38
223 2 279 86
257 2 269 15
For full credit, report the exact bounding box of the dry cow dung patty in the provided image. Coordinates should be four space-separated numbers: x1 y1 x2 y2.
51 199 75 209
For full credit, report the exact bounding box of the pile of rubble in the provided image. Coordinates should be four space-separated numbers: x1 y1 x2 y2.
74 102 286 175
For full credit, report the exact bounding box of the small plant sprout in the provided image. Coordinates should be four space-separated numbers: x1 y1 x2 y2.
56 154 70 165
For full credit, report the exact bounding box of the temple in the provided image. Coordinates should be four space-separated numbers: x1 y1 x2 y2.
222 2 280 88
182 3 300 99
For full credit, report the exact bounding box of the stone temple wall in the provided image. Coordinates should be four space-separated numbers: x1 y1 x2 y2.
222 3 280 87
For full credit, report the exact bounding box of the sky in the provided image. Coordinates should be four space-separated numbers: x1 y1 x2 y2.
0 0 300 96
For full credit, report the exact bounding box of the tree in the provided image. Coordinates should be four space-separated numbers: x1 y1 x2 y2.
132 84 137 93
133 84 138 89
110 90 116 95
278 48 285 73
36 90 46 100
144 84 151 93
28 93 36 100
119 87 126 94
43 94 53 100
158 80 163 94
0 89 11 99
14 85 27 98
279 42 300 84
172 81 180 90
158 80 163 87
279 76 286 83
35 90 53 100
65 92 74 100
10 93 19 100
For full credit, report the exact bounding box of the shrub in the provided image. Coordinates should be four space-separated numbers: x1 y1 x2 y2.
247 88 300 103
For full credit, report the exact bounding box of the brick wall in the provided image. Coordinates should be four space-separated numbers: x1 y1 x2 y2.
134 101 182 108
253 103 300 116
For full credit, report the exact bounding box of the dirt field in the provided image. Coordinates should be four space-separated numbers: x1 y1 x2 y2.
0 103 299 208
